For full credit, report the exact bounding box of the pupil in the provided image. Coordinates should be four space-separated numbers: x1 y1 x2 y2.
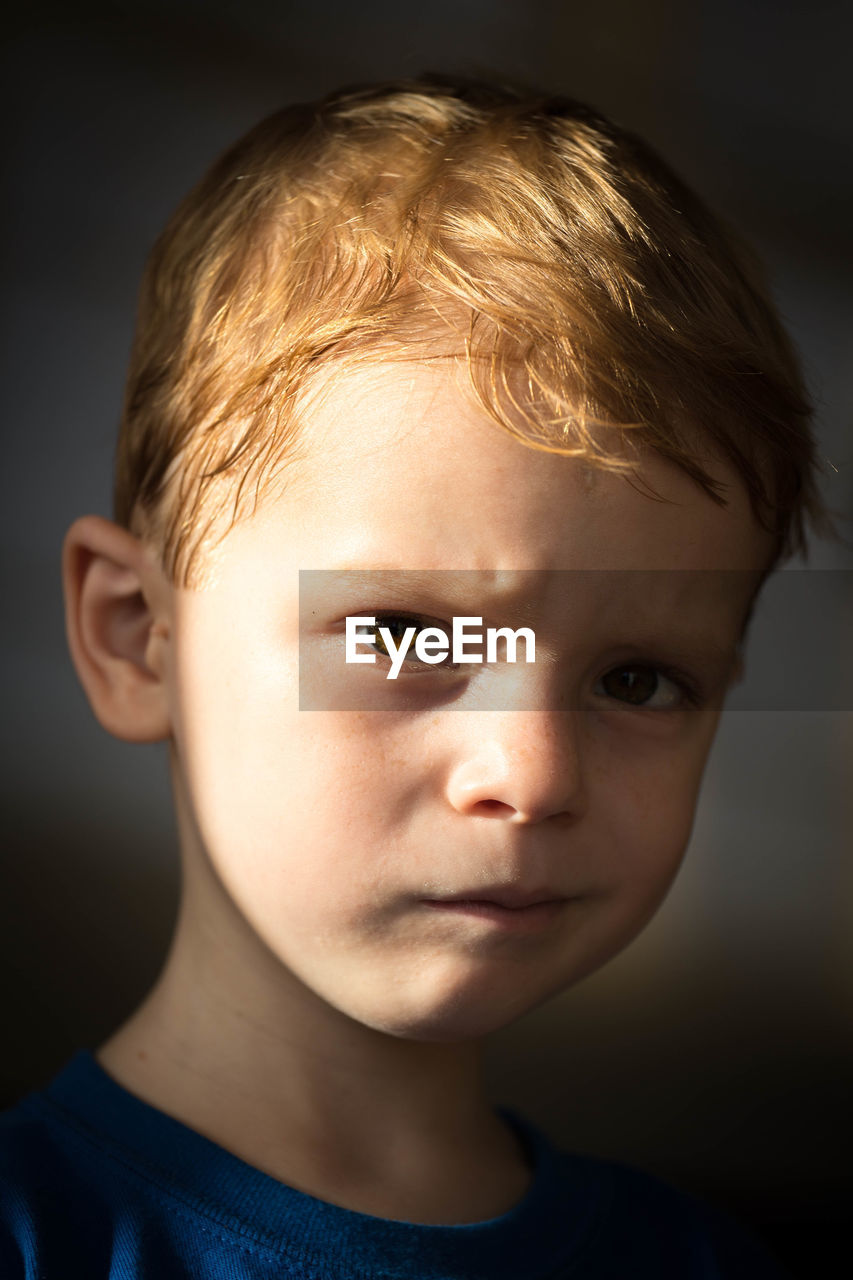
374 619 411 657
608 667 657 704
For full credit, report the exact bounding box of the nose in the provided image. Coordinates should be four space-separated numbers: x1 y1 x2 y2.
444 709 588 824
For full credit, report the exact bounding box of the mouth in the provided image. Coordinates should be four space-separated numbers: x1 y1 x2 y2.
427 887 567 910
420 889 569 931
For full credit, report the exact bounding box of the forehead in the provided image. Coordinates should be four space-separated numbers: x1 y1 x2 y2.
277 358 774 577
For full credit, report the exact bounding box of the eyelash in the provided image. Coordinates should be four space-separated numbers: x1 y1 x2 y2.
354 612 707 710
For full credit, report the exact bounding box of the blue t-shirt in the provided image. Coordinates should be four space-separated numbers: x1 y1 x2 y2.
0 1050 789 1278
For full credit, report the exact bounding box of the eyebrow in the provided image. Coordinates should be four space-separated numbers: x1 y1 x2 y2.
319 567 525 603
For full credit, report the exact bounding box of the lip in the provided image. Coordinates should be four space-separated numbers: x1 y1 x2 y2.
430 887 566 910
421 892 568 932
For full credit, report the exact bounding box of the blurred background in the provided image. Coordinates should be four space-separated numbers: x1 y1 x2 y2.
2 2 851 1274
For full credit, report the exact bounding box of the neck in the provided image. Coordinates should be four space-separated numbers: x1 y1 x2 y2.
96 868 531 1224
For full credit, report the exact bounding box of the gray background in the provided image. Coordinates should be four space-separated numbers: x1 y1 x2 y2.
2 2 851 1273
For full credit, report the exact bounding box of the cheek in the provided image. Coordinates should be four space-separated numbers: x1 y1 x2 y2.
598 736 712 901
172 621 410 907
552 751 707 988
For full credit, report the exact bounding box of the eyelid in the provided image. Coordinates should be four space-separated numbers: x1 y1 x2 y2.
352 610 450 635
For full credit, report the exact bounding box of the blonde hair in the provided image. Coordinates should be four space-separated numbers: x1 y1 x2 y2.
114 75 836 586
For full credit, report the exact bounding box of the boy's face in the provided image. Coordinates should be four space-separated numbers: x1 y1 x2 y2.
158 359 772 1043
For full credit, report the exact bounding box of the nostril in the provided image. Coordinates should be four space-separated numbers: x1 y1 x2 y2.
474 799 515 817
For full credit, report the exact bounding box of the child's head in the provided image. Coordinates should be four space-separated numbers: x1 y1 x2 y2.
112 75 830 589
64 77 834 1047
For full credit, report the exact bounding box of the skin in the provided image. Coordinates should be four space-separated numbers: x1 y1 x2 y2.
63 357 774 1225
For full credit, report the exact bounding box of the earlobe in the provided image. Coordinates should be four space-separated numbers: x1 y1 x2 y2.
62 515 172 743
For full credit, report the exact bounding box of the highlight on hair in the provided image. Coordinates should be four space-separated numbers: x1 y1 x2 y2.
114 75 837 586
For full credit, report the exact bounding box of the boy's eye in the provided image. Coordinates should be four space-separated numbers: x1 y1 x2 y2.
595 665 701 710
361 615 458 670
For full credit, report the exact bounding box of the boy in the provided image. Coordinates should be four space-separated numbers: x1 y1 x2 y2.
0 75 832 1277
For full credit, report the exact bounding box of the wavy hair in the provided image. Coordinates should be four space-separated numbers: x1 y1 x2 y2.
114 75 837 585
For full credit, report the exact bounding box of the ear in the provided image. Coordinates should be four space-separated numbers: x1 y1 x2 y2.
62 515 172 742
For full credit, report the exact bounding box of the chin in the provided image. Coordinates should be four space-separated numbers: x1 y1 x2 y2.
349 970 560 1045
370 1007 520 1045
